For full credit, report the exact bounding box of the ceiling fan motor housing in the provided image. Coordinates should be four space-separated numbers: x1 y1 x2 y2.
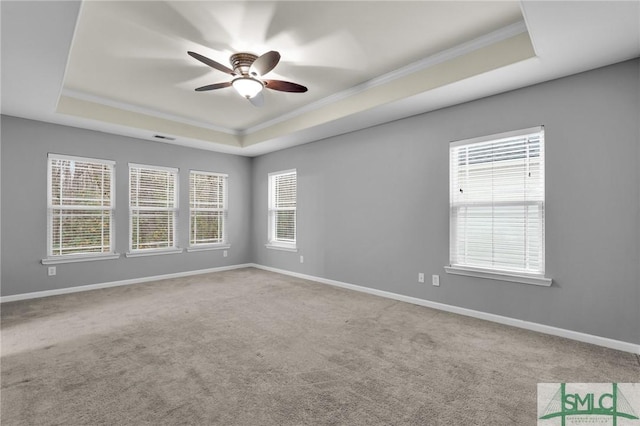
188 49 308 103
230 53 258 76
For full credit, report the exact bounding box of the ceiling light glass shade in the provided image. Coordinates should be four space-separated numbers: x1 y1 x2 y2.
232 77 263 99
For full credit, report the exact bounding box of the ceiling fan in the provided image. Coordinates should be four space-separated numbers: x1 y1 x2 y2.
187 50 307 107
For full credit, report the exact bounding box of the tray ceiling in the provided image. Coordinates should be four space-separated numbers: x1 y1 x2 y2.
2 1 638 155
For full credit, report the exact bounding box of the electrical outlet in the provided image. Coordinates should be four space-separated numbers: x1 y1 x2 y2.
300 255 304 263
418 273 425 283
48 266 56 276
432 274 440 286
223 250 228 258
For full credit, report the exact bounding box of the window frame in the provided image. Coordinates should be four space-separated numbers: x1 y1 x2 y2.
43 153 119 265
187 170 230 251
266 169 297 252
445 126 551 286
126 163 182 257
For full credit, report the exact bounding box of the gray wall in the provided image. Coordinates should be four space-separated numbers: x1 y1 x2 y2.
1 116 253 296
252 59 640 345
2 60 638 346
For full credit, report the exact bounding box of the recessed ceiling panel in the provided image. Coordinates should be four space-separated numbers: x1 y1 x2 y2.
62 1 523 132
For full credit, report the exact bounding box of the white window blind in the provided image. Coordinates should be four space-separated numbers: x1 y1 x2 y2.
268 170 297 246
129 164 178 251
449 126 545 276
47 154 115 257
190 171 228 246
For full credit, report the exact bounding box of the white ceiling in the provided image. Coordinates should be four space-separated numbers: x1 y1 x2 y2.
2 1 639 156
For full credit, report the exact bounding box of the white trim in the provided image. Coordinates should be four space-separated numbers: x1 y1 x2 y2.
0 264 253 303
267 168 297 178
189 170 228 247
189 170 228 178
267 169 298 247
186 244 230 252
47 154 116 257
450 125 544 148
244 21 528 135
62 89 239 136
265 243 298 252
250 264 640 355
2 263 637 354
129 164 180 252
48 152 115 165
449 126 546 278
58 22 528 141
125 248 183 258
128 163 179 173
518 2 540 57
444 265 552 287
42 253 120 265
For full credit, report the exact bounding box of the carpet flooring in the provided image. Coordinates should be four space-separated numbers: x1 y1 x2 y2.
1 267 639 425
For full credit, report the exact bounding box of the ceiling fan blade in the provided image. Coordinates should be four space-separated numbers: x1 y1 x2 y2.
250 51 280 77
188 51 235 75
264 79 308 93
248 91 265 107
195 82 232 91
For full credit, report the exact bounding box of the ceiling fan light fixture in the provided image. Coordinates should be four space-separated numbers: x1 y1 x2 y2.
232 77 263 99
188 50 306 107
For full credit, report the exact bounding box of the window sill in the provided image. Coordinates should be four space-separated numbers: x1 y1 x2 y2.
42 253 121 265
444 265 552 287
265 243 298 253
125 248 184 258
186 244 230 252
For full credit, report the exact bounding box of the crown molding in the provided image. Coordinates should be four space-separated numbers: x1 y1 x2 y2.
61 88 239 136
242 21 528 136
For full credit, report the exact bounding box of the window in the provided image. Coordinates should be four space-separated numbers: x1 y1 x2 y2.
446 126 550 286
267 169 297 250
45 154 116 262
189 171 228 248
129 164 180 254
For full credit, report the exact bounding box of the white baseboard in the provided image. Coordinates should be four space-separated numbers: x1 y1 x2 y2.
250 264 640 355
3 262 638 355
0 264 253 303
